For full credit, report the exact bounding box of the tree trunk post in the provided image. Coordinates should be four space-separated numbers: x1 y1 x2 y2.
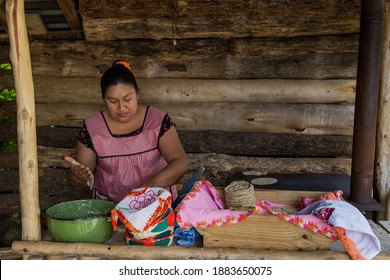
6 0 41 241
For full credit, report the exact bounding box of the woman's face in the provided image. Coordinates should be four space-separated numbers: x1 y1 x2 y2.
104 83 139 123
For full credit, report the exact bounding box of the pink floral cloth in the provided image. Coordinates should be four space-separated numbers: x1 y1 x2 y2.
175 180 381 259
176 180 253 228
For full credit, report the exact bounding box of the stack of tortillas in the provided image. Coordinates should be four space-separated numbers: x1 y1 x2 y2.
224 180 256 212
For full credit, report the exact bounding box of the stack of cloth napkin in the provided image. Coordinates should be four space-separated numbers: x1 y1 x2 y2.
111 187 175 246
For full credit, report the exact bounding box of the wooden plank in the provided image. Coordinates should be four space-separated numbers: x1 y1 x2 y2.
56 0 82 30
197 214 334 251
11 241 390 260
0 33 8 42
0 192 91 215
34 146 352 175
7 0 41 242
0 148 353 176
0 71 13 89
0 123 353 157
33 102 355 135
80 0 360 20
30 35 359 60
0 247 22 260
2 146 351 189
0 101 16 119
179 131 352 157
25 14 47 36
28 36 359 79
31 77 356 105
79 0 361 41
0 168 18 193
0 152 18 168
218 188 331 205
0 44 10 63
82 16 360 41
378 221 390 233
0 193 20 213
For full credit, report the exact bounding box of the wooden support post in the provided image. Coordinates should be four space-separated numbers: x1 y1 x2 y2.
6 0 40 241
350 0 385 209
376 0 390 220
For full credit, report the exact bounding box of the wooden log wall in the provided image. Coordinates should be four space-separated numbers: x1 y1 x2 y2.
0 0 371 245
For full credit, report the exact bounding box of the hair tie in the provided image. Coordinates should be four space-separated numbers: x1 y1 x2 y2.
115 61 131 71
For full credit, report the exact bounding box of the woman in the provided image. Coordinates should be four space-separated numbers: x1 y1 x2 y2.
65 60 188 203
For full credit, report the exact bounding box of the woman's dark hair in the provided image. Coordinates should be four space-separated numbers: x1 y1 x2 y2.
100 60 138 97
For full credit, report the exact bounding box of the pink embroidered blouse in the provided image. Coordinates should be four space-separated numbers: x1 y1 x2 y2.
82 106 170 202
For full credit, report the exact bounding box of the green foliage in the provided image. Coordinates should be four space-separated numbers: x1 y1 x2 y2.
0 140 17 152
0 63 12 70
0 117 16 122
0 89 16 101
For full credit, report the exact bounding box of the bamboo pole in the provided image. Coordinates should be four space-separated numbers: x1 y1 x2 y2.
376 0 390 220
6 0 40 241
11 241 390 260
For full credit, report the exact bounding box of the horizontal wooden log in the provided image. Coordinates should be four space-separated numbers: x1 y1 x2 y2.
0 165 351 216
0 153 18 169
2 148 352 182
11 241 390 260
0 71 13 89
0 33 8 42
20 102 354 134
0 192 91 215
32 102 354 135
0 101 16 119
82 16 360 41
0 168 18 193
0 151 352 214
180 130 353 157
79 0 360 41
0 247 22 260
30 77 356 105
34 146 352 175
27 36 358 79
9 35 360 63
80 0 360 20
0 122 354 157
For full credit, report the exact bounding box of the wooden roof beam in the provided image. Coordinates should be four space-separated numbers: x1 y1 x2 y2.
56 0 82 30
25 13 47 35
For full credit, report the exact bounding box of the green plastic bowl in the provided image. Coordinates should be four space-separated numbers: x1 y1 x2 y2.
45 199 115 243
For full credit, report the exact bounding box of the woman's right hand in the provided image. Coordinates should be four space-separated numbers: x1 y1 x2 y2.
64 156 93 183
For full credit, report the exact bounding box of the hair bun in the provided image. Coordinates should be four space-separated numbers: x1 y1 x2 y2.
114 60 131 71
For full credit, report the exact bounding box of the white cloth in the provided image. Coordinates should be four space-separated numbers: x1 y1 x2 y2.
112 187 172 232
298 200 381 259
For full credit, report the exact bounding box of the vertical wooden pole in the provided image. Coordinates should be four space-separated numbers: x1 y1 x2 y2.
376 0 390 220
6 0 41 241
350 0 384 206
